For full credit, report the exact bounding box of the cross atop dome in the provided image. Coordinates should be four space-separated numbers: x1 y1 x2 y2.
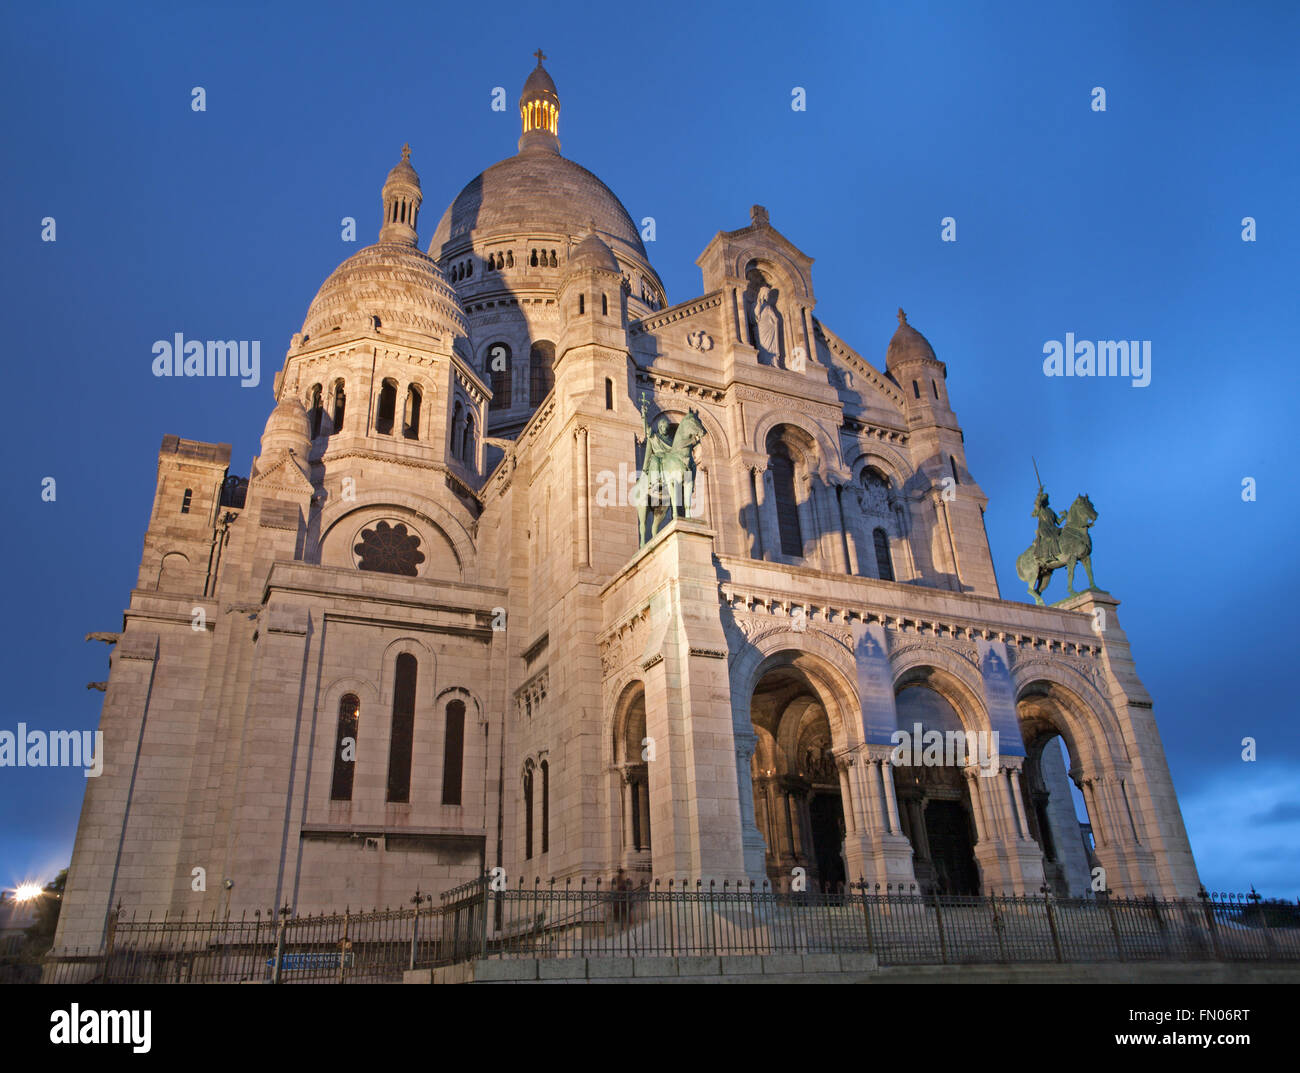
519 51 561 154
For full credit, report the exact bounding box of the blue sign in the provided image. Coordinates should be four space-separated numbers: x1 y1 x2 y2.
267 951 355 972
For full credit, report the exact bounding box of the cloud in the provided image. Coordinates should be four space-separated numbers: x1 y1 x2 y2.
1179 764 1300 897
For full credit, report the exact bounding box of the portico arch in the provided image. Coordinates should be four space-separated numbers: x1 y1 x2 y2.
743 648 857 890
1015 675 1157 897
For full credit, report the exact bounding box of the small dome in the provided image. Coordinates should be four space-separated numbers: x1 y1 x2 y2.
885 308 937 367
566 231 619 274
385 144 421 191
302 243 468 342
521 62 558 103
261 397 311 454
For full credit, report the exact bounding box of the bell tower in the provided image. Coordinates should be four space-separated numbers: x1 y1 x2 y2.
886 309 999 595
379 144 423 245
518 49 561 154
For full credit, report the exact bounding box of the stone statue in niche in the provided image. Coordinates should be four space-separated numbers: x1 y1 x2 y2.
754 285 782 365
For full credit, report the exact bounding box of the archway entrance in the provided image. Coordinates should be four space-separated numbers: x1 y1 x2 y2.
893 678 981 895
1017 690 1096 897
749 660 847 891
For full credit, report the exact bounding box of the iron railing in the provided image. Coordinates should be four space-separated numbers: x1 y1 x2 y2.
38 880 1300 983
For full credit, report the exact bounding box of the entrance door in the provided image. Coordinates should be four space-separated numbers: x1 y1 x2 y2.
808 793 846 890
924 800 980 895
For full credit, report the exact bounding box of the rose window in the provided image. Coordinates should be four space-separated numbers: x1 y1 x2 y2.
354 520 424 576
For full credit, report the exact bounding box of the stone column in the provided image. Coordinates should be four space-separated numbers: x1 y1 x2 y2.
853 747 917 891
755 467 781 562
967 758 1046 895
573 426 590 567
745 466 765 559
732 733 768 882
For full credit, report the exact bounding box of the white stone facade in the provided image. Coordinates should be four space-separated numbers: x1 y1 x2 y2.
53 58 1200 953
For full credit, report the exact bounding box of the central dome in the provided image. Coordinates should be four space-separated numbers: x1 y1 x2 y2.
429 54 649 268
429 152 648 264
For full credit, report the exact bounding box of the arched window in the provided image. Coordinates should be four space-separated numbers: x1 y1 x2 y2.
873 527 895 582
386 654 417 803
949 456 960 485
403 384 422 440
912 380 921 399
330 694 360 801
180 488 192 515
601 293 608 315
523 762 535 860
488 343 512 411
529 341 555 407
375 379 397 435
578 293 585 314
770 445 803 558
548 250 557 268
540 759 549 854
450 401 465 460
309 384 324 439
442 699 465 805
530 249 538 267
506 250 514 268
330 379 346 435
462 412 475 465
932 379 939 399
605 378 613 410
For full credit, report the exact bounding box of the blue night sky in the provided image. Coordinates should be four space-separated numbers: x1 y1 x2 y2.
0 1 1295 898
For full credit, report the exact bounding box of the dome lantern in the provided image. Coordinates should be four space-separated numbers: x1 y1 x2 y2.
379 143 423 245
518 50 561 154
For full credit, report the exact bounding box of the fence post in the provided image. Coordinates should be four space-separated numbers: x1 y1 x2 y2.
478 874 490 960
272 903 290 984
1197 888 1221 961
932 889 947 964
1105 893 1125 962
857 880 874 955
1043 888 1064 963
338 909 349 984
103 900 121 981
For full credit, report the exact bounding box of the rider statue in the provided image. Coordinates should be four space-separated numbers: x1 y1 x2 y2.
641 396 675 509
1031 489 1064 565
1016 464 1100 604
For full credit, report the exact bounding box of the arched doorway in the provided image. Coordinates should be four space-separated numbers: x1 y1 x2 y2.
1017 688 1099 897
749 660 848 891
892 678 981 895
613 683 651 879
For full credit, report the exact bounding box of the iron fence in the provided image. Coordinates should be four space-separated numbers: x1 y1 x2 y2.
37 880 1300 983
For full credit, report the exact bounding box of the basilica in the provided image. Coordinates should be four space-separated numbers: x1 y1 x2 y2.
53 55 1200 952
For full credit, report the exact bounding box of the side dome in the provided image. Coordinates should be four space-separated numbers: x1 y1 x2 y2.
301 242 469 341
261 397 311 455
885 308 938 368
565 231 620 274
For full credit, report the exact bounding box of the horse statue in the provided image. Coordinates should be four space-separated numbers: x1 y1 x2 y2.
1015 491 1099 605
634 402 707 547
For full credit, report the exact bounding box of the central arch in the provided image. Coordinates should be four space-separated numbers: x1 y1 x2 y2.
892 667 985 895
746 650 853 891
